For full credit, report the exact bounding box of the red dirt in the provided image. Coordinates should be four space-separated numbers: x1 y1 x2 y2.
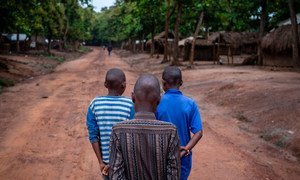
0 47 299 179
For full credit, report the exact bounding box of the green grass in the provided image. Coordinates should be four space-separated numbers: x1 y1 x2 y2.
46 55 65 62
78 46 91 53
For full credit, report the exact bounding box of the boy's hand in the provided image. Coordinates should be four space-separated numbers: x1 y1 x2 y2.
102 165 110 176
180 146 190 157
99 163 109 175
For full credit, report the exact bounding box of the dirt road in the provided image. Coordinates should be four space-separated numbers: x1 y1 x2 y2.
0 48 299 179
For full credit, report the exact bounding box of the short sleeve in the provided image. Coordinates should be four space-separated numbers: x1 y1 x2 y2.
189 101 203 134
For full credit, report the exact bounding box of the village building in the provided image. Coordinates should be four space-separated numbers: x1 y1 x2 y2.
145 31 175 54
261 14 300 67
261 24 300 67
181 32 258 64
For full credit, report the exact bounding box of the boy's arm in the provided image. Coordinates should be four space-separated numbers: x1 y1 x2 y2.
86 107 107 173
91 142 108 173
180 130 203 157
181 101 203 157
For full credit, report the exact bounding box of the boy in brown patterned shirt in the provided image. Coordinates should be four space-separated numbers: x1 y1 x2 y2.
109 74 180 180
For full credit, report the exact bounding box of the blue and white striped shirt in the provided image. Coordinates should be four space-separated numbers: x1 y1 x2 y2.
86 96 135 163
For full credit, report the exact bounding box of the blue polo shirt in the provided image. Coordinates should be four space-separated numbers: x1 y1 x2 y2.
156 89 202 145
156 89 203 180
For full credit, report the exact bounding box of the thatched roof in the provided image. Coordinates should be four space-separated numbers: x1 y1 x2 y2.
185 37 213 46
154 31 175 40
261 24 300 53
146 31 175 45
209 32 258 48
179 32 258 48
179 36 193 46
179 36 205 46
208 32 221 42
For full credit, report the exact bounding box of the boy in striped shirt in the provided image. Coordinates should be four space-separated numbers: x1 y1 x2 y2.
86 68 134 179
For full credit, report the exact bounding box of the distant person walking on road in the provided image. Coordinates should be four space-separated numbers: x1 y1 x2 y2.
107 44 112 56
156 66 203 180
109 74 180 180
86 68 134 180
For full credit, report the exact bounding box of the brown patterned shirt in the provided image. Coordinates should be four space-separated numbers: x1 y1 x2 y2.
109 112 180 180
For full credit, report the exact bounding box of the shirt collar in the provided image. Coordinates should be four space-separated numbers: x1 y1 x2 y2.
165 89 182 95
134 112 156 119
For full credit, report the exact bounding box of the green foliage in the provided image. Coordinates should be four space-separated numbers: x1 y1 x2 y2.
44 54 65 62
0 0 295 49
0 0 94 50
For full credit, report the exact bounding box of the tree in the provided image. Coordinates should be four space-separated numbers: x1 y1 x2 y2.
133 0 164 56
288 0 299 67
172 1 183 65
0 0 34 52
161 0 175 63
189 11 204 68
257 0 267 66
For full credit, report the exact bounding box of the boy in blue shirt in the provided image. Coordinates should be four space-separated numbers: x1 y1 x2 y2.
156 66 203 180
86 68 134 179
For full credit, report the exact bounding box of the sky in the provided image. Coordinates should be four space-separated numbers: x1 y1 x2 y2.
91 0 116 12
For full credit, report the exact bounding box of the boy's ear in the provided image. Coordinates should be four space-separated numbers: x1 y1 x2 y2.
104 81 109 88
157 96 161 106
131 92 135 103
179 80 183 86
121 82 126 89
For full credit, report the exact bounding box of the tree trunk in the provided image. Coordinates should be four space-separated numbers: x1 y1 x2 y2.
189 11 204 68
133 38 136 53
35 33 38 50
47 28 52 55
289 0 300 67
161 1 172 63
141 33 145 52
63 21 69 50
16 30 20 52
257 0 266 66
172 2 182 66
150 30 155 58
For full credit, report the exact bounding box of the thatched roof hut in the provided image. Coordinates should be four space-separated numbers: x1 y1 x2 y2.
145 31 175 53
208 32 258 55
210 32 257 46
261 24 300 66
146 31 175 46
183 37 215 61
262 25 299 54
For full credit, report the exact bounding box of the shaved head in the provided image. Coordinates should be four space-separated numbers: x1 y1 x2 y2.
105 68 126 89
162 66 182 85
133 74 161 112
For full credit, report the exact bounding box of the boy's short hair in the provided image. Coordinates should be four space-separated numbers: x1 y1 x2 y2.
105 68 126 89
162 66 182 85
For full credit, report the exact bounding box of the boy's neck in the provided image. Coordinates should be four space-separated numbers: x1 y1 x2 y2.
167 86 180 91
107 90 122 96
